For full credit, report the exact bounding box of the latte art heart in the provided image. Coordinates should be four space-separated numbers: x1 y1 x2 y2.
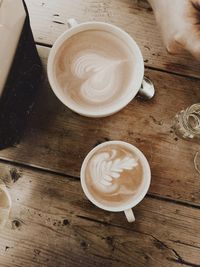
71 52 125 103
71 52 118 79
54 29 135 112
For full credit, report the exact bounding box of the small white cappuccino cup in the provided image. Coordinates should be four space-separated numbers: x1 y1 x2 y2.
80 141 151 223
48 19 153 118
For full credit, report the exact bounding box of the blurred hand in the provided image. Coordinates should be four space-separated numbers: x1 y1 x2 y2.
148 0 200 60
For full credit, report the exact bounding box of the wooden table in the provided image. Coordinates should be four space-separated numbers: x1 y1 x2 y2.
1 1 200 266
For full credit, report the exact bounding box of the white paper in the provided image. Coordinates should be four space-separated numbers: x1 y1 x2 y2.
0 0 26 96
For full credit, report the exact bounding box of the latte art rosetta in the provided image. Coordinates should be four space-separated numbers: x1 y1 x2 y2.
85 144 144 207
89 149 138 194
71 52 126 103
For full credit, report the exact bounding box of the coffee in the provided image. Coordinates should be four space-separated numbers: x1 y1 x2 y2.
84 144 144 208
53 29 135 112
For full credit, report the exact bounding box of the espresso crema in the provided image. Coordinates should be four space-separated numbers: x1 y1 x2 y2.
54 29 135 111
85 144 144 207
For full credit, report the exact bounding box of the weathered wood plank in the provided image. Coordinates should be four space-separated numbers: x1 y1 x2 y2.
1 46 200 206
25 0 200 78
0 162 200 267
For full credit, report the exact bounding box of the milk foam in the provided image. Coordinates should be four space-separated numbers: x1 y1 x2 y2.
71 52 126 103
85 144 144 207
89 149 138 194
54 30 135 110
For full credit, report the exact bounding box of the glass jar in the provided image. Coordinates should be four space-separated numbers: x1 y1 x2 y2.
173 103 200 139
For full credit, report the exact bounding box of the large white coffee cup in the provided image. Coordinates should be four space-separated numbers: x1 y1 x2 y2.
80 141 151 222
48 19 154 118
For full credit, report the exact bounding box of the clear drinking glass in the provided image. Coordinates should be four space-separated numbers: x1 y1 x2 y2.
173 103 200 139
0 180 11 227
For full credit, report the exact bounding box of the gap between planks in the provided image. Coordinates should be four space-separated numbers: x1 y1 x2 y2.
1 156 200 212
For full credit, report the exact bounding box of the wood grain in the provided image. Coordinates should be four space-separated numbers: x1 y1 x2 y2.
24 0 200 78
0 161 200 267
0 45 200 207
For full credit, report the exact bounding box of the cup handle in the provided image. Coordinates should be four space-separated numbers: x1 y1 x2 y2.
124 209 135 223
67 18 78 28
138 76 155 100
